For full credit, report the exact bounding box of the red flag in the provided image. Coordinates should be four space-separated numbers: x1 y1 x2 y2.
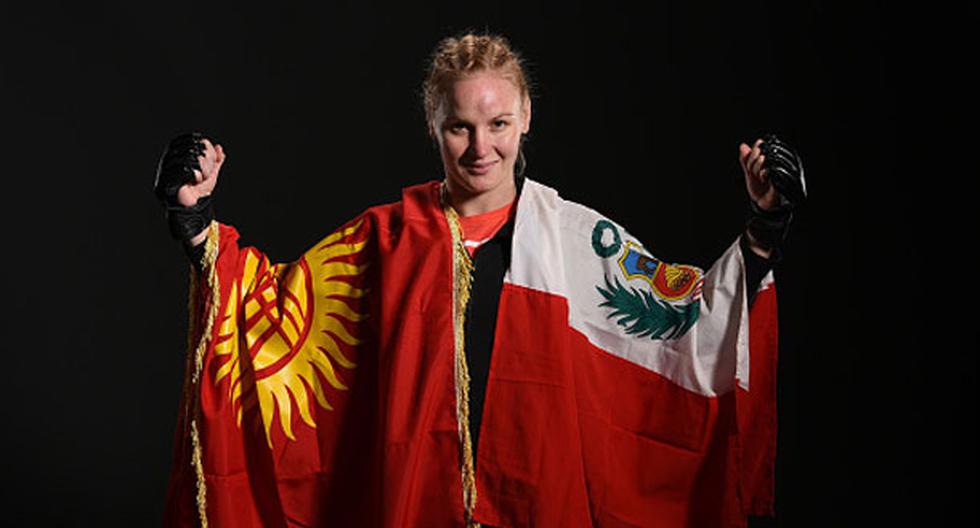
164 179 778 527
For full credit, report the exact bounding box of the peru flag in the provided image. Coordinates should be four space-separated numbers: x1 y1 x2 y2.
469 180 778 527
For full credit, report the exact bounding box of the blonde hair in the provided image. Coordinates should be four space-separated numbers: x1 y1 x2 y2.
422 32 532 135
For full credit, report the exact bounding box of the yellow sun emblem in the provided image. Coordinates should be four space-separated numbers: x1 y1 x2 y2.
212 219 368 447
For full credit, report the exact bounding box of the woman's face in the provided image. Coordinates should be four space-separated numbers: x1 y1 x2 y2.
432 71 531 200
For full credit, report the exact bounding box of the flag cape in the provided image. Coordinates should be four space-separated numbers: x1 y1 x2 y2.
164 178 778 527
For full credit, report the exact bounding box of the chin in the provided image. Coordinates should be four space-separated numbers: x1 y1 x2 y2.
452 166 510 195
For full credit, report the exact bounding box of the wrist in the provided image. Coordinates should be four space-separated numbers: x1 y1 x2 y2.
166 195 214 242
743 229 773 260
182 233 208 272
187 228 209 247
744 199 792 261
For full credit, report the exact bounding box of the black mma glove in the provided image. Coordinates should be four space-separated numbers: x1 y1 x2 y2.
760 133 807 206
746 133 807 258
153 132 215 241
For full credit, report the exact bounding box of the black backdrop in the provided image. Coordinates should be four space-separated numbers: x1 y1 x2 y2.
1 1 971 526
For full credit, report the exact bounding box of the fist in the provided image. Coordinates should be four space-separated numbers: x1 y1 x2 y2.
739 133 807 211
153 132 226 208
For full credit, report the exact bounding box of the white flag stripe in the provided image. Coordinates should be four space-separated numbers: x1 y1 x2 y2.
507 179 757 396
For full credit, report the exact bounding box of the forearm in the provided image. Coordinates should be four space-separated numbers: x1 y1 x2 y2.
188 227 209 247
182 233 208 272
175 214 210 272
742 228 772 260
740 232 773 307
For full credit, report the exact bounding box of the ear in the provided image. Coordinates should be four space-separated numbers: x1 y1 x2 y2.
521 95 532 134
428 120 439 145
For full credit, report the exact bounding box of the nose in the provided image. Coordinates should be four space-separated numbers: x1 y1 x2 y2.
468 127 491 159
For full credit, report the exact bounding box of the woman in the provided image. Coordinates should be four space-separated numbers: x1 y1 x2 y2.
156 33 804 528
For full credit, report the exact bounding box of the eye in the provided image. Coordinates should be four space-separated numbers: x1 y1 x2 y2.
449 123 468 134
492 119 508 129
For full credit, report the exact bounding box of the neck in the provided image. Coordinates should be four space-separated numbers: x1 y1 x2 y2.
443 177 517 217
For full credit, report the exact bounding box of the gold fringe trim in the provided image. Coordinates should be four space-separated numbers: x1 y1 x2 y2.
443 201 481 528
185 221 221 528
190 420 208 528
193 222 221 385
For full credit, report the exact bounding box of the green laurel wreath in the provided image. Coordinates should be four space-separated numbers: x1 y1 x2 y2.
596 276 700 340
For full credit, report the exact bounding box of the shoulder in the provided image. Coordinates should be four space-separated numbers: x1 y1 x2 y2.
304 179 441 251
362 179 442 232
520 177 700 271
521 178 614 220
520 177 626 242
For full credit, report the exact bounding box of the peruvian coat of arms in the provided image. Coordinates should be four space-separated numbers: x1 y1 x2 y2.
591 219 703 340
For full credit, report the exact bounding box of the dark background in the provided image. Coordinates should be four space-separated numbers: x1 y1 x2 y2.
0 1 971 526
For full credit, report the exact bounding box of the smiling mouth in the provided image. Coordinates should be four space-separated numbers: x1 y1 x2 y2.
464 160 499 173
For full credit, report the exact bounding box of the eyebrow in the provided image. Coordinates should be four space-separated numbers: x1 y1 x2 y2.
447 113 516 123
